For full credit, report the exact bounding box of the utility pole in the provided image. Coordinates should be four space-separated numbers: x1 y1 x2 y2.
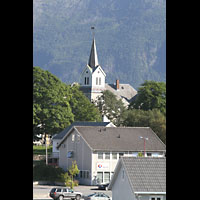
139 136 148 157
45 134 50 165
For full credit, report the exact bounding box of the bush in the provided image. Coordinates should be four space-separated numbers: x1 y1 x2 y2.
33 163 65 182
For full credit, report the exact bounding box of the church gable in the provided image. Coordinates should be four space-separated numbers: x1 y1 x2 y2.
91 65 106 88
92 65 106 77
80 65 92 86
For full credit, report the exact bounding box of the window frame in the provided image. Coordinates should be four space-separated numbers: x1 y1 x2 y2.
98 152 103 160
105 152 110 160
112 152 117 160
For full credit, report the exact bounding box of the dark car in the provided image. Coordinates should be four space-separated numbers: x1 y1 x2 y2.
98 183 109 190
49 187 82 200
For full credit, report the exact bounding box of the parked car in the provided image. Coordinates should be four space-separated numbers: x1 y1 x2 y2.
98 183 109 190
49 187 82 200
84 192 112 200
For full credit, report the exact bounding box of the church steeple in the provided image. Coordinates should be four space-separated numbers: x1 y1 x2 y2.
88 37 99 68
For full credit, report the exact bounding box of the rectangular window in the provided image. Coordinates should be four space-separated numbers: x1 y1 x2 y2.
72 134 75 142
96 77 98 85
150 197 162 200
119 153 124 158
112 153 117 160
98 152 103 159
97 172 103 184
87 77 89 85
99 77 101 85
85 77 87 85
105 153 110 159
147 153 152 157
104 172 110 183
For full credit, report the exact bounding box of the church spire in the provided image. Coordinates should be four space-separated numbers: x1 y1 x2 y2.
88 27 99 68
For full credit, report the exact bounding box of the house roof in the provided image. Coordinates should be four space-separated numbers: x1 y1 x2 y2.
53 121 112 140
109 157 166 193
58 126 166 151
105 83 137 106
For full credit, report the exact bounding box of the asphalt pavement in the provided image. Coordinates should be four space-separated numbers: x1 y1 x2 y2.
33 184 112 199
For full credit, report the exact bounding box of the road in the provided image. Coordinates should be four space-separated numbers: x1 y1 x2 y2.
33 184 112 200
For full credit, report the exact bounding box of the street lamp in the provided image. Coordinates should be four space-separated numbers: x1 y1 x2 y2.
139 136 148 157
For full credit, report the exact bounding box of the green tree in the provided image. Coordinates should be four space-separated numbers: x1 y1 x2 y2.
95 90 126 126
122 109 166 144
68 161 80 189
33 66 74 139
129 81 166 115
69 85 102 122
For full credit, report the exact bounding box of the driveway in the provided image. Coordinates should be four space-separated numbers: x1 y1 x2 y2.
33 184 112 199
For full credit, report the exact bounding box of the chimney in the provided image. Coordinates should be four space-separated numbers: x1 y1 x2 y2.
116 79 119 90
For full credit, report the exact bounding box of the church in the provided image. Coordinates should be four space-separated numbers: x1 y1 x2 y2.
79 36 137 107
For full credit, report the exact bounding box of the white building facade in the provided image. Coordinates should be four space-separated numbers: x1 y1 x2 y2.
57 126 166 185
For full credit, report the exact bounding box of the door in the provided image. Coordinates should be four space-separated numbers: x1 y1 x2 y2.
62 188 69 198
67 188 75 198
97 172 103 184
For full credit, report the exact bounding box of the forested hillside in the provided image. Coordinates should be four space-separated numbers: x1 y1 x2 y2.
33 0 166 89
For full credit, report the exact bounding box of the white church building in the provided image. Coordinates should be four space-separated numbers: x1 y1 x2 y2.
79 36 137 106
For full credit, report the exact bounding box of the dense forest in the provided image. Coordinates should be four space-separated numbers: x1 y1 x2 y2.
33 0 166 89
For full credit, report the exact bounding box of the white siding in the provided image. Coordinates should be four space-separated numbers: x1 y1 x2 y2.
58 129 92 185
112 166 136 200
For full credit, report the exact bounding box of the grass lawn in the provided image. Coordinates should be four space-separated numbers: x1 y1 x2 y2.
33 145 52 155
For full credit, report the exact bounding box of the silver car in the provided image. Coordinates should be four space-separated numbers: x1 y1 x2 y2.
84 192 112 200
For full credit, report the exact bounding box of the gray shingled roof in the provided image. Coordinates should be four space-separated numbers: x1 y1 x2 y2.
53 122 111 139
121 157 166 193
105 83 137 106
74 126 166 151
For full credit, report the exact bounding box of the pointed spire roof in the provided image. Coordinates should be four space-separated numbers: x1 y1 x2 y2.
88 37 99 68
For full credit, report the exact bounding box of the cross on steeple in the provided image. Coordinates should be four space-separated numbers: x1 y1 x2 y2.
91 26 95 38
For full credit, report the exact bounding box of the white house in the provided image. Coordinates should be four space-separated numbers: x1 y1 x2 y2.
57 126 166 185
51 121 115 164
108 157 166 200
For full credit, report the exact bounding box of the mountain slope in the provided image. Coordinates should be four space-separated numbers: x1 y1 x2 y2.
33 0 166 89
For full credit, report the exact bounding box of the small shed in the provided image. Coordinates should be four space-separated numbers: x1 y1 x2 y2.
108 157 166 200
